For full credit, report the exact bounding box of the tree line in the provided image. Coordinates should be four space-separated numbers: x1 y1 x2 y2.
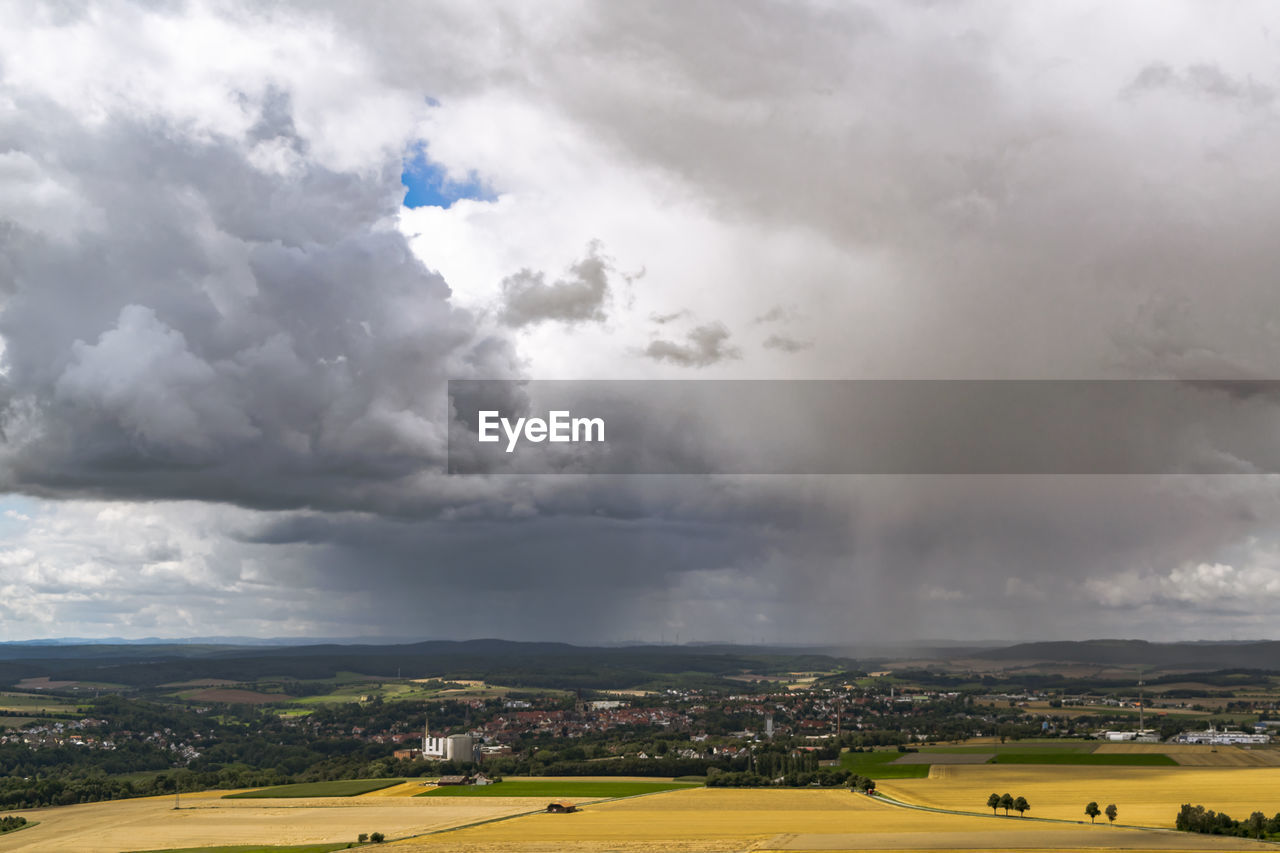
1175 804 1280 839
1084 801 1117 824
986 792 1030 817
706 769 875 790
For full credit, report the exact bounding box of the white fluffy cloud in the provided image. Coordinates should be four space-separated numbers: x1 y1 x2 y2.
1089 556 1280 611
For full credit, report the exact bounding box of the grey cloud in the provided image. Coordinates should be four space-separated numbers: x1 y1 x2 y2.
497 243 612 327
753 306 794 325
643 323 739 368
0 94 516 514
1126 62 1274 106
762 334 812 353
649 309 689 325
7 1 1280 643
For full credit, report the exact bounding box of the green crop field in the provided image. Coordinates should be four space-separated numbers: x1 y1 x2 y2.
838 751 931 779
990 752 1178 765
224 778 405 798
0 691 80 711
416 780 699 798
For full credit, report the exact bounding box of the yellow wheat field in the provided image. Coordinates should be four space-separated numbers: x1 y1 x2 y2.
0 785 1274 853
361 780 438 797
390 787 1274 853
0 789 544 853
879 765 1280 828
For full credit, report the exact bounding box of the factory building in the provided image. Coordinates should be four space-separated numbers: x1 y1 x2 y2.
1173 728 1270 746
422 731 476 763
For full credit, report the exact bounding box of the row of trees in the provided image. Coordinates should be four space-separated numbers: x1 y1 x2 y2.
1084 801 1118 824
1175 804 1280 839
985 792 1030 817
985 794 1123 825
705 769 872 790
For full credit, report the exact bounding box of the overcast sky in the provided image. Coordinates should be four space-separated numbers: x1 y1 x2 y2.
2 1 1280 643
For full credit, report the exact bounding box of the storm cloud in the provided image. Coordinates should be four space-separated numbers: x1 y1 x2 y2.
2 1 1280 643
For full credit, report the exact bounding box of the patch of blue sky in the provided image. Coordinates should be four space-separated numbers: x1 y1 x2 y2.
0 493 40 533
401 143 494 209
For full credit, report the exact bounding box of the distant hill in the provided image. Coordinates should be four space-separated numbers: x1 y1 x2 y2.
0 638 861 692
971 639 1280 670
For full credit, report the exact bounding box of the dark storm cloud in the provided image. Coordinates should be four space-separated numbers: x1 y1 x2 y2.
277 0 1280 638
0 97 515 513
6 1 1280 642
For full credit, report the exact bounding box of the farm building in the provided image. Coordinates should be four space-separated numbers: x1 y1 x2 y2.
1101 729 1159 742
436 775 472 786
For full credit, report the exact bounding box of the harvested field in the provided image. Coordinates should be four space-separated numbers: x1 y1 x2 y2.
767 829 1274 850
0 790 543 852
184 688 288 704
391 787 1273 852
133 840 350 845
1091 743 1280 765
417 780 697 798
1170 750 1280 767
879 765 1280 828
361 781 434 797
991 752 1177 766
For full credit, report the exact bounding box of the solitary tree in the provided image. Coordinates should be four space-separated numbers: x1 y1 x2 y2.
999 793 1014 816
1085 801 1101 823
1105 804 1118 825
1014 796 1030 817
987 793 1001 815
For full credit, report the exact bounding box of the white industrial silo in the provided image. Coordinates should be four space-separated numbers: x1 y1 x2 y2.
445 733 474 763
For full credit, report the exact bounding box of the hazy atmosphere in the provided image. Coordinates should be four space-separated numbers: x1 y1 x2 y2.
2 1 1280 643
